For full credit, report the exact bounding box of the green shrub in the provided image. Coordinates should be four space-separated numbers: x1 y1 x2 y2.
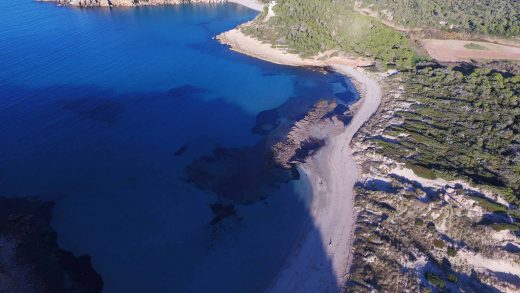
447 246 457 257
406 163 437 180
447 274 458 283
491 223 520 232
426 272 446 288
464 43 488 50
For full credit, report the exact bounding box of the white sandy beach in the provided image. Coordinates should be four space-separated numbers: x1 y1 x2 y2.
269 66 382 292
217 27 382 292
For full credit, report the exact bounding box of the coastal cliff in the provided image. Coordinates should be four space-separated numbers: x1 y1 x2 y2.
44 0 225 7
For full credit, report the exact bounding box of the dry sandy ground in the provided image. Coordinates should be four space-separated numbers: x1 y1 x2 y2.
227 0 263 11
217 27 382 292
422 39 520 62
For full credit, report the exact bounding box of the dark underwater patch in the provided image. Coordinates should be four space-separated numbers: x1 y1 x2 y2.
185 144 297 204
60 97 124 125
209 203 237 225
0 197 103 292
251 108 280 135
174 145 189 156
167 84 208 99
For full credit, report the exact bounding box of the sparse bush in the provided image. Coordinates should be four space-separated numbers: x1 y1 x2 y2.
464 43 487 50
426 272 446 288
447 246 457 257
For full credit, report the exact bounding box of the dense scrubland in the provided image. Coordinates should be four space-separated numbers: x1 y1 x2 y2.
357 0 520 37
244 0 418 68
349 66 520 292
377 66 520 204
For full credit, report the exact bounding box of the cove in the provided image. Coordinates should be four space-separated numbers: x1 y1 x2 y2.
0 1 357 292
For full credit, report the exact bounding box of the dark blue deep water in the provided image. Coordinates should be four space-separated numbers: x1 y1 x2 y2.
0 1 357 292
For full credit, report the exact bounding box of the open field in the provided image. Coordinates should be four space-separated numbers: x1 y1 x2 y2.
421 39 520 62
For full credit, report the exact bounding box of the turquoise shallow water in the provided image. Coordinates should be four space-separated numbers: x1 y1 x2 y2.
0 1 356 291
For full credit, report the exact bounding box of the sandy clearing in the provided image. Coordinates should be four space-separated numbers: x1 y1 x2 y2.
390 166 510 206
217 27 382 291
227 0 263 11
421 39 520 62
456 250 520 276
263 1 276 22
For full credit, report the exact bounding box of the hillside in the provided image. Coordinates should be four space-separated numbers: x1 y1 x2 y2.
356 0 520 37
243 0 418 68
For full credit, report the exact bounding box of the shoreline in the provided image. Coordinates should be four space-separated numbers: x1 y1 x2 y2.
218 27 382 291
41 0 264 9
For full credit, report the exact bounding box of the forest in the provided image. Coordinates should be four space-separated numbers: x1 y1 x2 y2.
358 0 520 37
376 65 520 204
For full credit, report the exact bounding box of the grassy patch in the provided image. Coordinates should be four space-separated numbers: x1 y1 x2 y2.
468 195 508 213
406 163 437 180
464 43 488 50
491 223 520 232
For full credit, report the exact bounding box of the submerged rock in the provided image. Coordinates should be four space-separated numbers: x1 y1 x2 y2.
185 99 344 204
0 197 103 293
273 99 351 168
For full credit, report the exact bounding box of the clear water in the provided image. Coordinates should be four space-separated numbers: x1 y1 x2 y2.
0 1 356 292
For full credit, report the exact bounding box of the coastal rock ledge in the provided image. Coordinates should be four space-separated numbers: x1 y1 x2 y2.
41 0 225 7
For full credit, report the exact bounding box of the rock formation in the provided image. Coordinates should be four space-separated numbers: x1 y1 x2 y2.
272 99 351 169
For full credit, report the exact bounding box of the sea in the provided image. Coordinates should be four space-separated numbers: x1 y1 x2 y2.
0 1 357 291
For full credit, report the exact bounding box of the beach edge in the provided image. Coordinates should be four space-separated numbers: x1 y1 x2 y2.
217 27 383 291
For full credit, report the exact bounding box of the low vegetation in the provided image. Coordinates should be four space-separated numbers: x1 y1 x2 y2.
464 43 488 50
357 0 520 37
243 0 418 68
